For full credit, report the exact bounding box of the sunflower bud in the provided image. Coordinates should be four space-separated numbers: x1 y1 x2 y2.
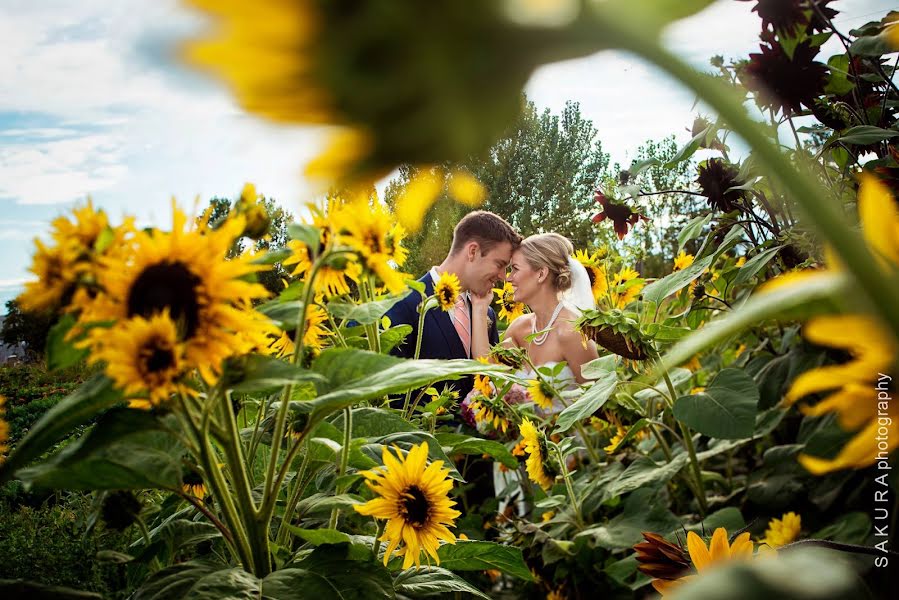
236 183 271 240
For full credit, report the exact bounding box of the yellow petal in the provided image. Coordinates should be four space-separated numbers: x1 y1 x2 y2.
687 531 711 571
858 173 899 267
800 418 899 474
708 528 730 563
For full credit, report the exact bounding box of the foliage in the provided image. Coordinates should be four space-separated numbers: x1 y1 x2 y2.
1 299 57 360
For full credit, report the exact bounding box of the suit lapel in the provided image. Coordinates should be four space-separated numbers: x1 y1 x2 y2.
423 272 467 359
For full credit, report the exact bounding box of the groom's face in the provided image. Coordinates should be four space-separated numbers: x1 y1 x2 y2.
462 241 513 296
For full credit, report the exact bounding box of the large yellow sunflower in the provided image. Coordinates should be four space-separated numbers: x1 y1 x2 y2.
90 313 190 410
574 249 608 302
519 418 554 491
651 527 765 596
493 281 525 323
83 204 274 383
673 251 695 272
764 174 899 475
269 303 331 357
526 379 555 411
762 511 801 548
333 199 409 294
354 442 460 569
434 272 461 312
19 240 80 313
283 201 360 297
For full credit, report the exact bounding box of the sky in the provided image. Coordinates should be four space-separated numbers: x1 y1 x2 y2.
0 0 896 311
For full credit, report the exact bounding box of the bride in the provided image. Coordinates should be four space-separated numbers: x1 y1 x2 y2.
501 232 599 388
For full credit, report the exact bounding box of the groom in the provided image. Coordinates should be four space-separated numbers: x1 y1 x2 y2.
386 210 521 398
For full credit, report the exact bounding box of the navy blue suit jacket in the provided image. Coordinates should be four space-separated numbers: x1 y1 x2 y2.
385 272 499 399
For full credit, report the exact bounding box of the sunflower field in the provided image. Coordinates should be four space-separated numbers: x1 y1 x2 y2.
1 1 898 599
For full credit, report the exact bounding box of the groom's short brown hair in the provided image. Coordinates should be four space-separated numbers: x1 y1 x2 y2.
449 211 521 255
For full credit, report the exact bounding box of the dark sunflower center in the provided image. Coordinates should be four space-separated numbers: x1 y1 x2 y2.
439 286 455 306
401 485 431 528
144 345 175 374
127 262 202 339
182 470 204 486
364 229 385 254
586 268 597 288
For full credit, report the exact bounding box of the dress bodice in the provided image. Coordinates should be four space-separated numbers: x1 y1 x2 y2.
514 361 578 416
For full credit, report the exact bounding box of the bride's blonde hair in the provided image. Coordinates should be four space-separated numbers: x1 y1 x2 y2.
519 233 574 291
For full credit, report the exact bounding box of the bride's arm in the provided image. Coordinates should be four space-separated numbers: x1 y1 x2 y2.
558 321 600 383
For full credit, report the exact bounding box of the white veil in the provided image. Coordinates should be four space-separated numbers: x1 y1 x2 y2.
561 256 595 313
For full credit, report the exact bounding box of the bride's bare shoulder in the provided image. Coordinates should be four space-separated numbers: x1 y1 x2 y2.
503 313 533 343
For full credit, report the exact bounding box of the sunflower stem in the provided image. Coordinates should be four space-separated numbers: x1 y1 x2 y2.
372 519 386 561
329 406 353 529
274 443 310 549
554 445 584 529
403 293 433 414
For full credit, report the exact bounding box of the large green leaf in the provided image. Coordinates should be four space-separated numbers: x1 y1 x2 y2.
0 580 102 599
434 432 517 469
228 354 328 394
45 313 89 371
684 507 745 534
732 246 781 286
308 359 505 426
312 348 404 393
604 454 690 499
362 431 463 480
17 408 184 490
393 567 490 600
554 370 618 433
329 293 412 325
279 546 395 599
678 214 713 250
432 541 533 581
673 368 759 439
642 255 714 305
133 561 259 600
576 487 680 550
380 325 413 354
331 407 417 438
831 125 899 146
0 375 121 484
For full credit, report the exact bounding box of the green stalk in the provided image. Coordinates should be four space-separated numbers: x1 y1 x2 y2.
554 445 584 528
402 294 432 413
275 444 311 548
659 368 708 516
329 406 353 529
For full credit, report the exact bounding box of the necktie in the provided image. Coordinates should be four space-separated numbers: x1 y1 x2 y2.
452 295 471 358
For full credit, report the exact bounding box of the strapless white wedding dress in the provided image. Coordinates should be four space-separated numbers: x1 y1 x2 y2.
513 361 578 416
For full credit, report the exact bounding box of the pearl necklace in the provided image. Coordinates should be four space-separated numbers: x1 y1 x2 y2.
531 302 564 346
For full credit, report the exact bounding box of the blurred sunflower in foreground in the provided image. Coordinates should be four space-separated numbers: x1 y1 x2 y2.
182 0 608 185
764 174 898 474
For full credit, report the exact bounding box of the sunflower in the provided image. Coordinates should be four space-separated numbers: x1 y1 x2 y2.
234 183 271 240
270 303 331 357
519 418 554 491
335 200 409 294
434 272 461 312
604 424 627 454
354 442 461 569
472 356 495 398
650 527 764 596
181 468 207 498
591 191 648 240
574 249 607 301
763 174 899 474
493 281 525 322
83 203 274 383
634 532 691 585
283 204 359 298
0 396 8 465
610 267 643 309
469 397 511 434
88 313 190 410
740 40 829 116
696 158 746 213
527 379 555 411
762 511 801 548
18 240 80 313
395 167 487 233
673 251 695 272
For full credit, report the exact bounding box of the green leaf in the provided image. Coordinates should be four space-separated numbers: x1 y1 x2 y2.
658 271 847 375
332 407 417 438
393 567 490 599
133 562 260 600
308 359 505 427
286 527 352 546
257 300 305 325
17 408 184 490
45 313 89 371
678 214 713 251
812 512 871 544
580 355 620 379
0 375 121 484
605 454 690 499
312 348 404 393
832 125 899 146
576 488 680 549
228 354 328 394
362 431 463 480
329 293 411 325
733 246 782 286
434 432 518 469
287 223 320 250
554 370 618 433
380 324 412 354
280 545 395 598
849 29 898 56
684 507 745 534
642 255 714 305
434 541 533 581
673 368 759 439
0 580 104 599
295 493 362 515
664 126 708 168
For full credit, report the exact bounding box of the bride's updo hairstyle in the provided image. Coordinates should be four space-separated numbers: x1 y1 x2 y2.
519 233 575 292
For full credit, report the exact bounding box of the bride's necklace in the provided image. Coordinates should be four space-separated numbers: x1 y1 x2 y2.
531 302 564 346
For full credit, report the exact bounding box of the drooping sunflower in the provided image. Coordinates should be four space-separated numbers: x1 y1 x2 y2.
468 396 510 434
526 379 555 411
434 272 461 311
354 442 461 569
492 281 525 322
673 251 695 272
83 203 274 383
519 418 554 491
604 424 627 454
740 40 829 116
89 313 190 410
270 303 331 358
634 532 691 585
181 468 207 499
610 267 644 309
762 174 899 474
762 511 801 548
591 191 648 240
649 527 765 596
696 158 746 213
233 182 271 240
0 395 8 465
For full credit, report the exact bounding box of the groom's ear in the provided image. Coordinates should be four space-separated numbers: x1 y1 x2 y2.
466 241 480 262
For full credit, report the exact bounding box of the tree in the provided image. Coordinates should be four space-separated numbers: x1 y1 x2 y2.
1 299 56 360
385 98 613 275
